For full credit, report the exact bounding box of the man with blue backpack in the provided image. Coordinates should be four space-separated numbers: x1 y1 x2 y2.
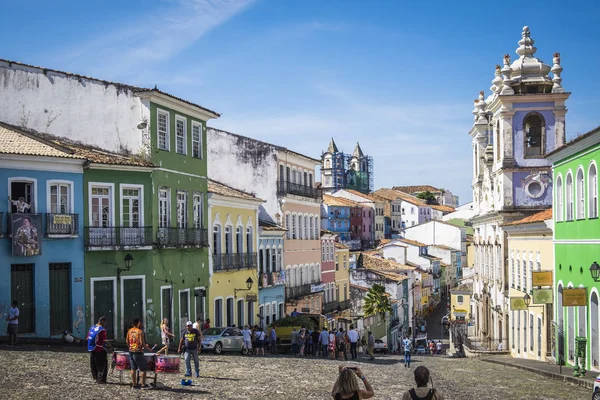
87 316 108 384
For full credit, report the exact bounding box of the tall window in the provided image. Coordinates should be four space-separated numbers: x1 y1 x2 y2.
157 110 170 151
121 187 141 227
523 310 528 353
237 299 244 326
175 116 187 155
524 113 543 157
530 314 534 351
226 298 234 327
556 176 563 221
576 168 585 219
589 163 598 218
176 191 187 228
213 225 222 253
298 215 303 239
314 216 319 239
193 193 203 228
225 226 233 254
304 215 309 240
236 227 243 253
566 173 574 221
49 183 70 213
214 299 223 327
285 213 291 239
246 227 253 253
292 214 297 239
192 122 202 159
529 261 533 293
309 216 314 240
522 260 527 291
159 188 170 228
91 186 111 227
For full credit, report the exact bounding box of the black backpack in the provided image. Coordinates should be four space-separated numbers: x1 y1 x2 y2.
408 388 436 400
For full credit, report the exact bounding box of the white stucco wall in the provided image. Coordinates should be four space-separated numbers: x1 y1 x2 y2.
207 128 280 222
380 244 408 264
404 221 462 250
0 61 147 153
442 202 476 221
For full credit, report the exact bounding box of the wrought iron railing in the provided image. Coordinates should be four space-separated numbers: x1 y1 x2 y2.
156 227 208 247
213 252 258 271
45 213 78 236
285 283 313 299
84 227 154 247
277 180 322 200
323 301 339 314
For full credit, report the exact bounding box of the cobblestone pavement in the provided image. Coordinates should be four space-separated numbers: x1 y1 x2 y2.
0 347 591 400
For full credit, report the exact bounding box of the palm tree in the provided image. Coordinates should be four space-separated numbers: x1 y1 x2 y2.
363 284 393 320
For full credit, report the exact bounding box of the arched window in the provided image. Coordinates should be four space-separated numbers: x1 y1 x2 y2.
556 176 563 221
213 225 222 254
246 226 253 253
224 226 233 254
589 163 598 218
524 113 544 157
309 216 314 239
304 215 309 240
291 213 297 239
236 226 243 253
285 213 291 239
314 216 319 238
298 215 303 239
566 172 574 221
576 168 585 219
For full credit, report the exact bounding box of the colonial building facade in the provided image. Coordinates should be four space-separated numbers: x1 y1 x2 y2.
470 26 569 349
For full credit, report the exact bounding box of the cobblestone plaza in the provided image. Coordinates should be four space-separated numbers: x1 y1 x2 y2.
0 348 589 399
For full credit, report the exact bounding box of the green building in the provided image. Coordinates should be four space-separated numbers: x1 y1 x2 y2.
547 126 600 374
84 92 219 343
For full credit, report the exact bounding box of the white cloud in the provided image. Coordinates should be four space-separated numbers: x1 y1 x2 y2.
57 0 255 79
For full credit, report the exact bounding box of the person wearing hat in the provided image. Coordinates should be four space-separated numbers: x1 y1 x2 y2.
178 321 201 377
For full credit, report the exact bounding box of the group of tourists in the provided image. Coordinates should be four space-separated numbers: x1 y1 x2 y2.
291 325 376 361
241 324 275 355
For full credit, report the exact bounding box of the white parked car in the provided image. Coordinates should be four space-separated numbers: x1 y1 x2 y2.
593 374 600 400
373 339 388 354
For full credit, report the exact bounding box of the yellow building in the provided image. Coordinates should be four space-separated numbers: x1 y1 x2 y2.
333 242 351 329
504 209 553 361
207 180 263 328
450 283 472 323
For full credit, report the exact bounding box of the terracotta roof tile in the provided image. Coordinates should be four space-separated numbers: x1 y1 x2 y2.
396 238 428 247
323 194 361 207
340 189 381 203
259 219 286 231
335 242 349 250
362 253 414 274
0 123 83 159
393 185 442 194
504 209 552 226
430 204 455 213
208 180 264 202
373 188 425 206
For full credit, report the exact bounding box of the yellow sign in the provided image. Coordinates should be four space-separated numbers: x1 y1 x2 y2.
510 297 527 310
532 271 553 287
421 296 428 305
562 288 587 306
53 214 72 225
533 289 553 304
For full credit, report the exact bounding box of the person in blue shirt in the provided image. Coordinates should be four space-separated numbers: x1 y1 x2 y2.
269 327 277 355
319 327 329 358
402 336 412 368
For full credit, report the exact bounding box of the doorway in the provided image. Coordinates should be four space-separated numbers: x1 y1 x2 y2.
91 278 116 339
49 263 71 335
11 264 35 333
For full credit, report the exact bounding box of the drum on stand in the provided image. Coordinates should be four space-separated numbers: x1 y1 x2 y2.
155 355 181 373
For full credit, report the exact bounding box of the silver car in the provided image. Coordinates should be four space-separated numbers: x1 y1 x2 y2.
201 327 244 354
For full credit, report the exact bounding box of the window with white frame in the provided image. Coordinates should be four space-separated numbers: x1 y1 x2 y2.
292 214 297 239
314 216 319 238
91 185 112 227
193 193 203 229
566 172 574 221
121 187 141 227
214 298 223 327
589 163 598 218
309 216 314 239
298 215 303 239
225 226 233 254
516 252 521 288
192 121 202 159
576 168 585 219
556 176 563 221
159 188 170 228
236 226 243 253
529 260 533 292
304 215 309 240
213 225 222 253
522 260 527 291
49 182 71 214
246 227 253 253
285 213 291 239
175 116 187 155
176 191 187 228
157 110 170 151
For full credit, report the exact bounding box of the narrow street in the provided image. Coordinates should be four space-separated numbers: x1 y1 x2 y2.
423 297 449 341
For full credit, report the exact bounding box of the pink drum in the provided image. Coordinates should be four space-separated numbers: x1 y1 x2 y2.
143 353 156 372
114 351 130 371
155 355 181 373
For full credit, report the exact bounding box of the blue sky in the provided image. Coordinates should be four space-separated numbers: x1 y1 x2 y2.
2 0 599 203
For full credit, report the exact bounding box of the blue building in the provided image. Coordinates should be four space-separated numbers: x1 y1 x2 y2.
258 220 286 326
321 195 353 242
0 123 86 339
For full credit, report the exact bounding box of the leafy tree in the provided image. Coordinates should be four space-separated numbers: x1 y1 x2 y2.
363 284 393 320
416 190 438 205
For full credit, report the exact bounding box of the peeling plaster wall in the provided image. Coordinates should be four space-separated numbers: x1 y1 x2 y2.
0 62 146 154
207 128 280 222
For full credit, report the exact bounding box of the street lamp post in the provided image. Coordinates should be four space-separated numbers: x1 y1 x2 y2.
590 261 600 282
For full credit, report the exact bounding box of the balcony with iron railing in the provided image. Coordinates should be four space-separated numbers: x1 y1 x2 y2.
323 299 351 314
156 227 208 248
45 213 79 236
213 252 258 271
84 227 154 248
277 180 322 200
